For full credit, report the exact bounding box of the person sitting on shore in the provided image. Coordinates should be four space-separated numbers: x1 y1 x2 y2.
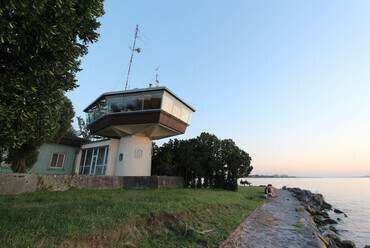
240 180 252 186
265 184 277 198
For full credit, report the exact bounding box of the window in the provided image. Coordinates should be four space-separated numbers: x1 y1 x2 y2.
107 96 124 113
125 94 143 111
79 146 109 175
50 153 65 168
143 93 162 110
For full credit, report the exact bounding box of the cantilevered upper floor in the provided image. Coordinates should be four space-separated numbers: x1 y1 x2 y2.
84 87 195 140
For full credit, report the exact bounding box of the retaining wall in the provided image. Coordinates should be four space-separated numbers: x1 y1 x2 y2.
0 173 184 195
123 176 184 190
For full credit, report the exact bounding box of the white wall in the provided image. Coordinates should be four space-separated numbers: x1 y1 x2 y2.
114 135 152 176
75 137 151 176
105 139 119 176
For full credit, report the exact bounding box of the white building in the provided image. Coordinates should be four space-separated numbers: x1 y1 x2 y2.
74 86 195 176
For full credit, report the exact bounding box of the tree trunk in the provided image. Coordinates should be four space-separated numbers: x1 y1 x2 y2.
11 159 27 173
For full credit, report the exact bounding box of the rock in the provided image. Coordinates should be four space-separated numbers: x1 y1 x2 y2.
329 226 338 233
313 215 325 226
305 206 317 215
317 211 330 218
337 217 341 221
323 218 338 225
327 245 338 248
322 230 337 237
344 213 348 217
282 186 287 190
341 240 356 248
289 187 332 210
322 201 332 210
327 234 342 247
334 209 344 214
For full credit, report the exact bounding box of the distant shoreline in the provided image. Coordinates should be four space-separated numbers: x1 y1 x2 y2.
246 175 370 178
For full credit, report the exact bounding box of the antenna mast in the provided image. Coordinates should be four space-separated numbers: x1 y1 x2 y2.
155 67 159 87
125 25 141 90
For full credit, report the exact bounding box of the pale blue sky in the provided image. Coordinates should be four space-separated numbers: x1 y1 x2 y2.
67 0 370 177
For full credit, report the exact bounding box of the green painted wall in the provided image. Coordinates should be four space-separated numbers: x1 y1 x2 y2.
0 143 78 175
0 166 12 173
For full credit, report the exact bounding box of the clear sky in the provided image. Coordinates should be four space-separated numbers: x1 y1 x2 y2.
66 0 370 177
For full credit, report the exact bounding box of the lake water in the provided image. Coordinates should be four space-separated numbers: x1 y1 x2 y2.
241 178 370 247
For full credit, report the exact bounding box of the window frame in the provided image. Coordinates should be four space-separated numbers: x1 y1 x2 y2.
49 153 66 169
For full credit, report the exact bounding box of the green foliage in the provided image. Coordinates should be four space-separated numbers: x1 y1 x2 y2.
152 132 254 191
65 126 79 137
64 175 78 191
0 0 105 171
5 94 75 172
36 175 52 192
77 116 91 140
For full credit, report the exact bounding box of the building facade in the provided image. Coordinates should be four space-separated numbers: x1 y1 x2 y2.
0 135 84 175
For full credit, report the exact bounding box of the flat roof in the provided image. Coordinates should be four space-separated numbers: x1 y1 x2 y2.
83 86 195 112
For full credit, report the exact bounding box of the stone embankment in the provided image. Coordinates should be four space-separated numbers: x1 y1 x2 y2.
288 187 358 248
220 187 367 248
220 189 325 248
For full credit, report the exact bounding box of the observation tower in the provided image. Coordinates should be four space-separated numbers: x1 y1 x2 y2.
84 86 195 176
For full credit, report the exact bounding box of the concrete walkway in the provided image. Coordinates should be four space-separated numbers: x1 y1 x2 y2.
220 189 325 248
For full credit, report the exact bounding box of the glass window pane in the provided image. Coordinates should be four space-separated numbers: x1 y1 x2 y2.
143 93 162 110
95 166 103 175
97 147 106 165
83 166 90 175
50 154 58 167
87 98 107 124
85 149 92 166
125 95 143 111
91 157 96 173
107 96 124 113
57 154 64 168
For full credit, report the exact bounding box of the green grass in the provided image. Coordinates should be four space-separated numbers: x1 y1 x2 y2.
0 187 265 247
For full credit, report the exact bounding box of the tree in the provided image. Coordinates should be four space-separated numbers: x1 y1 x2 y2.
0 0 105 172
152 132 253 191
6 94 75 172
65 126 79 137
77 116 91 140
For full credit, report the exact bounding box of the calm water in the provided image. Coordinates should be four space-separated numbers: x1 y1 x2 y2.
242 178 370 247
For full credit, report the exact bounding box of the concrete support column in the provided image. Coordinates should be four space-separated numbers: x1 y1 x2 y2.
114 135 152 176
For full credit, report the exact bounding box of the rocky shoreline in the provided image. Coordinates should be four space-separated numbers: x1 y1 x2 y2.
286 187 364 248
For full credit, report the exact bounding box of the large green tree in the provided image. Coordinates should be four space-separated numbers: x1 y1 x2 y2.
0 0 105 172
152 132 253 191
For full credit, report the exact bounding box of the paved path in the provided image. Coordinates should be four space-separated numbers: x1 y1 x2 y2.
221 189 324 248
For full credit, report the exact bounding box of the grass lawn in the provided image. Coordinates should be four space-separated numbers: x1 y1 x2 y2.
0 186 265 247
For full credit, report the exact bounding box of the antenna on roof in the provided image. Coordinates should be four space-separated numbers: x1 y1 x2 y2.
125 25 141 91
155 67 159 87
